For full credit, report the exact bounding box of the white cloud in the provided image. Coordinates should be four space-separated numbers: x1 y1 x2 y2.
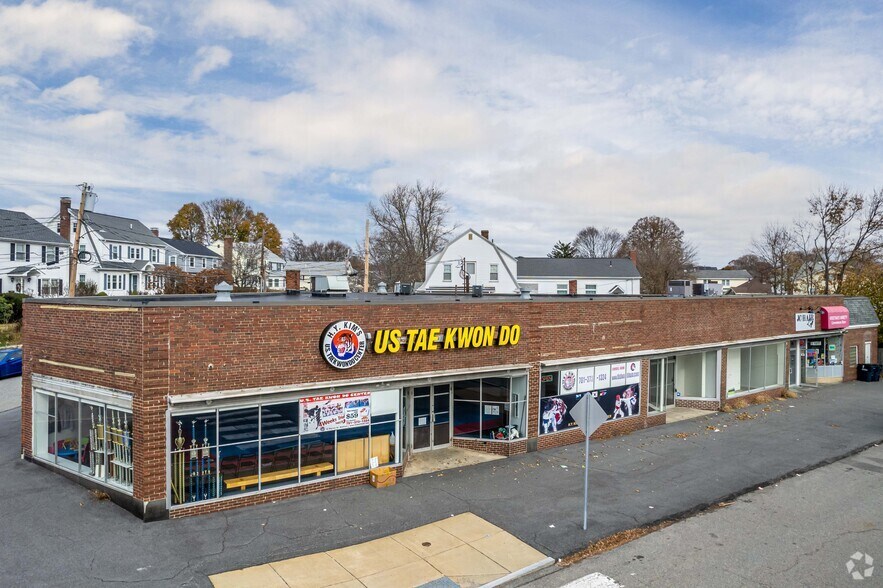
0 0 153 70
196 0 304 41
40 75 104 108
190 45 232 83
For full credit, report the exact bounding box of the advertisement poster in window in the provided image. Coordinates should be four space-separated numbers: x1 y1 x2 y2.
611 363 627 386
539 383 641 435
577 367 595 393
560 369 577 394
300 392 370 434
594 365 611 389
625 360 640 384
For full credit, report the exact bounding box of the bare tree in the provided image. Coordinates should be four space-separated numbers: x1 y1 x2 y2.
201 198 253 242
368 182 454 284
282 232 305 261
573 226 624 258
231 242 262 289
792 219 823 294
806 186 864 294
832 187 883 291
620 216 696 294
751 223 795 294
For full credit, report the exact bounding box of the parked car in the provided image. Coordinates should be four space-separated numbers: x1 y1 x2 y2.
0 348 22 378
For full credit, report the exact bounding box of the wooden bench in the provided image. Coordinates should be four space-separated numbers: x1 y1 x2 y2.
224 462 334 491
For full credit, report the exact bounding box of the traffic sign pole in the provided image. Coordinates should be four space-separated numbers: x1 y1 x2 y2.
583 401 590 531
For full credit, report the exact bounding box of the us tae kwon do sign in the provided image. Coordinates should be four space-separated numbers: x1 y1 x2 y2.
372 324 521 354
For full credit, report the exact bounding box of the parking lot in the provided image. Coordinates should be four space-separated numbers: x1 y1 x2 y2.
0 375 20 413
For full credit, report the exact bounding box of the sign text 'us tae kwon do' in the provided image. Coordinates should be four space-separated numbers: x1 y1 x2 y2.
372 324 521 354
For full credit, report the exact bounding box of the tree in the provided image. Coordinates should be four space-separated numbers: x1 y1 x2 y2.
840 261 883 345
0 296 12 324
548 241 577 258
368 182 454 284
727 254 773 284
244 211 282 255
572 226 623 258
282 232 305 261
620 216 696 294
167 203 207 243
154 265 191 294
231 242 262 289
751 223 797 294
201 198 253 242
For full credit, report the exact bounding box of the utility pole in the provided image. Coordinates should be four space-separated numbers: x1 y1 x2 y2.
363 219 370 293
259 228 266 293
68 183 90 297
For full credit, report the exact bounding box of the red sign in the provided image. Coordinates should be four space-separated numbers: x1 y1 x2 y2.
819 306 849 330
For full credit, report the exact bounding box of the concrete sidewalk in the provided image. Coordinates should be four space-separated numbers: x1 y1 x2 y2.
0 380 881 587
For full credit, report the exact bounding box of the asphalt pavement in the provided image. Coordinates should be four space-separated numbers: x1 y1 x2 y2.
515 443 883 588
0 379 880 587
0 375 21 413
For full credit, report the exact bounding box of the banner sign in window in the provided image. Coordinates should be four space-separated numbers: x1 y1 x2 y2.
300 392 370 434
611 363 627 386
540 383 641 435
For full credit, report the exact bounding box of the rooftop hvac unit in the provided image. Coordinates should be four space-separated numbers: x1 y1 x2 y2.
667 280 692 297
311 275 348 297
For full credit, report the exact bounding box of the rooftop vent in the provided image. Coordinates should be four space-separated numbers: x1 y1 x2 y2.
520 288 532 301
214 281 233 302
377 282 388 295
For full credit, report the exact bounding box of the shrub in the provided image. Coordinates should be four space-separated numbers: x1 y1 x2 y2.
0 297 12 324
75 280 99 296
730 398 749 409
1 293 29 322
97 291 109 296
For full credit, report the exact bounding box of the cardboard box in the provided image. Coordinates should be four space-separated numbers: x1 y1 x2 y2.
369 466 396 488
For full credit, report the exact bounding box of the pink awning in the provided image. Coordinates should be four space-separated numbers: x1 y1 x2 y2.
819 306 849 330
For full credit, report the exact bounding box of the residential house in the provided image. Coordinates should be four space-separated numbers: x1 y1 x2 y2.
284 261 355 292
417 229 520 294
50 197 167 295
160 238 223 273
516 257 641 295
0 209 70 297
690 269 752 290
208 240 286 291
417 228 641 295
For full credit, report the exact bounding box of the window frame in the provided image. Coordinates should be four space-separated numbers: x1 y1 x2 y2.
443 264 452 282
489 264 499 282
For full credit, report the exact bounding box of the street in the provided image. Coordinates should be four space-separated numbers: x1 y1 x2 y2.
516 443 883 588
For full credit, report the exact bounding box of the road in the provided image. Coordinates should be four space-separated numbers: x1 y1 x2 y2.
516 443 883 588
0 375 21 413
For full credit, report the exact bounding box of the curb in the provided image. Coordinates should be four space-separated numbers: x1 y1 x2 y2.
483 557 556 588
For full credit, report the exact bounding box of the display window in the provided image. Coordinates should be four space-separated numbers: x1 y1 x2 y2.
451 376 527 441
169 389 401 507
726 342 785 397
33 390 133 492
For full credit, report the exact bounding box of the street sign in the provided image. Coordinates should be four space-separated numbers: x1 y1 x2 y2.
571 394 607 437
572 393 608 531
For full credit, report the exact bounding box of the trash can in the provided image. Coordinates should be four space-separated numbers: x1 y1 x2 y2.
858 364 872 382
872 364 882 382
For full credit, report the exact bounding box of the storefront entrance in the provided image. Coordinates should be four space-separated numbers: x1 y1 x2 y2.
410 384 452 452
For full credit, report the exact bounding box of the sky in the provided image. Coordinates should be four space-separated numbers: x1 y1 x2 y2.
0 0 881 266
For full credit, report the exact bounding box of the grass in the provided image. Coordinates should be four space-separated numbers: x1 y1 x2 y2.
730 398 749 409
750 393 773 405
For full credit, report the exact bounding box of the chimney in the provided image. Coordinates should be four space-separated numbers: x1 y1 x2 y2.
629 249 638 267
285 269 301 293
568 279 577 296
480 229 489 240
59 197 71 240
223 237 233 272
150 227 159 237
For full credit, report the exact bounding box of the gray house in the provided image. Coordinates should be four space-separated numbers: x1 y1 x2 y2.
0 209 71 297
160 238 223 273
516 257 642 295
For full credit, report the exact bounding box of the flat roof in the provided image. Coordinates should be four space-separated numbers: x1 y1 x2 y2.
26 291 842 308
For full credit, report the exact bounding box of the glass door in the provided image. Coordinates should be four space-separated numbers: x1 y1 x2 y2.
412 387 432 451
410 385 452 452
432 384 451 448
664 356 676 406
789 342 798 386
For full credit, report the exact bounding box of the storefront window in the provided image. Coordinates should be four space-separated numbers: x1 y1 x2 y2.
674 351 718 399
34 389 132 492
540 372 558 397
450 376 526 441
726 343 785 397
170 389 401 507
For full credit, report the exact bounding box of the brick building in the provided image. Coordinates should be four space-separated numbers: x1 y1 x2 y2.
19 286 878 520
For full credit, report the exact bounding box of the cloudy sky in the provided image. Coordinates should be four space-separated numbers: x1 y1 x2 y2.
1 0 881 265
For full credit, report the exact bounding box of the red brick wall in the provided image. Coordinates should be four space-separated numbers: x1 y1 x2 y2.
674 398 720 410
23 294 847 514
843 328 879 382
452 437 527 456
20 304 142 458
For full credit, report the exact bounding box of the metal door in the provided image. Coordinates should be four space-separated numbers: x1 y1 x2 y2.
411 384 452 452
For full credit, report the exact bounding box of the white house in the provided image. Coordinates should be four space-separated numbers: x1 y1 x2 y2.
516 257 641 295
418 228 642 295
691 269 752 289
417 229 520 294
0 209 70 297
284 260 355 291
208 240 286 291
49 197 167 295
160 238 222 273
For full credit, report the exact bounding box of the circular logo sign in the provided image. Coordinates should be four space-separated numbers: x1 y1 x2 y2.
321 321 367 370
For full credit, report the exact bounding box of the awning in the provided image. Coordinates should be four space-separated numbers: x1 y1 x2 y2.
820 306 850 330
